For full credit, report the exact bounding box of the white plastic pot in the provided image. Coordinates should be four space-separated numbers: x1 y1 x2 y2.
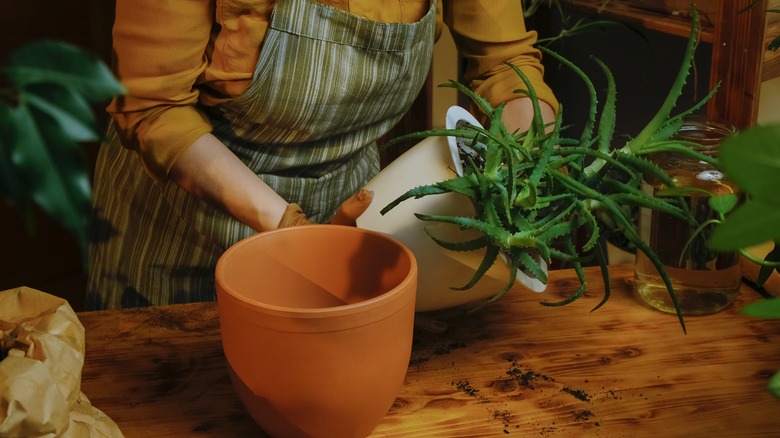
357 107 547 312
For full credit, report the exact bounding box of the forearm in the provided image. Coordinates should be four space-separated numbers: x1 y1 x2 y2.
501 97 556 134
169 133 288 232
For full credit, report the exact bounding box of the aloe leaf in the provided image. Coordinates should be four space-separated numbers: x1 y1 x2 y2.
504 139 519 209
514 249 548 283
656 186 713 197
663 83 721 131
437 175 479 198
532 192 575 208
450 244 500 291
619 210 686 332
535 219 577 242
770 37 780 52
511 206 534 230
573 199 601 252
532 202 577 236
4 40 124 101
591 244 611 311
380 184 449 215
738 0 769 13
646 119 684 145
506 63 546 137
483 194 504 230
468 255 519 313
636 140 718 166
757 244 780 287
414 213 513 248
492 179 513 225
528 203 570 231
626 5 699 154
539 47 598 147
529 105 563 188
547 246 592 263
542 237 588 306
424 233 488 252
439 80 495 117
678 218 720 265
614 152 675 188
552 168 686 331
554 146 630 174
514 183 537 208
583 56 617 178
607 192 688 222
382 127 479 148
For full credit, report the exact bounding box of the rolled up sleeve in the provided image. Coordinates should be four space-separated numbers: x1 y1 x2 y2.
108 0 215 182
444 0 558 114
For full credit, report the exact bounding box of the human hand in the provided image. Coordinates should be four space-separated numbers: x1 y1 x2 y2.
277 189 373 228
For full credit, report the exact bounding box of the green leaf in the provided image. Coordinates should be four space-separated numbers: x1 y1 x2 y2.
425 233 488 252
0 101 27 203
380 184 449 215
770 36 780 52
768 370 780 398
718 123 780 206
740 298 780 319
538 47 598 146
0 40 124 265
23 82 99 142
656 186 713 198
626 5 699 153
708 194 739 215
709 200 780 251
439 80 495 117
4 40 124 101
588 56 617 174
515 249 547 283
9 103 91 257
450 244 500 291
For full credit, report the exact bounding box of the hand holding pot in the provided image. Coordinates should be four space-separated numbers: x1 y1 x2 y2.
278 189 373 228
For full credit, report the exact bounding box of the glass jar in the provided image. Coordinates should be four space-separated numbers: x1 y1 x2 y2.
634 117 742 315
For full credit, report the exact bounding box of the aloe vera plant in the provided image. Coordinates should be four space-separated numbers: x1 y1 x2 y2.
382 7 715 332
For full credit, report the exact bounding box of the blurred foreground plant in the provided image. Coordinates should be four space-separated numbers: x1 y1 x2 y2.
707 123 780 398
0 40 124 262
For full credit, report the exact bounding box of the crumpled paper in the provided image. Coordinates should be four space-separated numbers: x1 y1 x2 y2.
0 287 124 438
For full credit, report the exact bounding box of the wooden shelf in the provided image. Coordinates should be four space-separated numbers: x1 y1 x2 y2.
763 9 780 81
567 0 715 42
567 0 772 128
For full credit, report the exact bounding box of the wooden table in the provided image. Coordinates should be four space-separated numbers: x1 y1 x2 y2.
79 264 780 437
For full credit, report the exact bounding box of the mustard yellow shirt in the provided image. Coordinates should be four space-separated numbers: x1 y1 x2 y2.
108 0 558 181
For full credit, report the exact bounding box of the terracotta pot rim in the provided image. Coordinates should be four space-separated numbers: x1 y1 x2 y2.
216 225 418 318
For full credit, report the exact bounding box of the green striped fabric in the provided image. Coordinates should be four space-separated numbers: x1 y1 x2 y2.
87 0 436 309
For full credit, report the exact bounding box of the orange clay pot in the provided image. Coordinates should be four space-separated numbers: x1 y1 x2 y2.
215 225 417 438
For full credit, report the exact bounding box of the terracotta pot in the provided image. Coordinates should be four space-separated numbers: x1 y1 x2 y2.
357 106 547 312
215 225 417 438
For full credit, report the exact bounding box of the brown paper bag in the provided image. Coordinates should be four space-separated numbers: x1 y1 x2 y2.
0 287 124 438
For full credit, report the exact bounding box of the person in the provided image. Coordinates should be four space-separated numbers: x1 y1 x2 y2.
86 0 558 310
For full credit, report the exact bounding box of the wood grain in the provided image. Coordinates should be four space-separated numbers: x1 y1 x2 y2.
567 0 716 41
79 265 780 437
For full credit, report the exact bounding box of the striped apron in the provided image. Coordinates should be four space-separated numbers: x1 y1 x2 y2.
86 0 436 309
